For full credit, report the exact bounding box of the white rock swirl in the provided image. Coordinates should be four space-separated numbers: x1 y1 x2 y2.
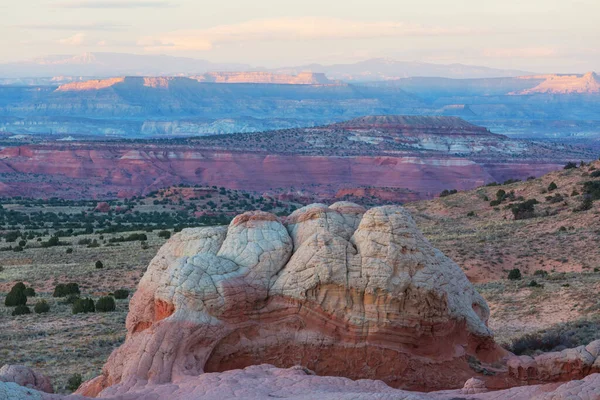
78 202 494 396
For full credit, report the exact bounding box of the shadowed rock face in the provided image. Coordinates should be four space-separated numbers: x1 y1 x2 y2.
78 203 503 397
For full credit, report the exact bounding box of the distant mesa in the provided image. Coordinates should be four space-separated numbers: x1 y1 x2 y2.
55 73 341 92
511 72 600 95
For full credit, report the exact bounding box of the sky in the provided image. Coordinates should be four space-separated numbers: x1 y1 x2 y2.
0 0 598 72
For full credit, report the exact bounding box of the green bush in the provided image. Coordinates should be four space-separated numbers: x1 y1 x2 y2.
96 296 116 312
511 199 538 220
113 289 130 299
24 287 35 297
34 300 50 314
439 189 458 197
158 230 171 239
574 196 593 212
590 170 600 178
533 270 549 278
12 304 31 316
548 182 558 191
583 181 600 200
95 260 103 269
5 282 27 306
62 294 80 305
66 248 73 254
66 373 82 392
508 268 522 280
564 162 578 170
72 298 95 314
53 282 80 297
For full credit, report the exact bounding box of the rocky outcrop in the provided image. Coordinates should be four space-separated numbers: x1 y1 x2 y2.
0 364 54 394
78 203 504 397
507 340 600 383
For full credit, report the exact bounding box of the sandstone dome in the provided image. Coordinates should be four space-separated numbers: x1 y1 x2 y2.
78 202 500 396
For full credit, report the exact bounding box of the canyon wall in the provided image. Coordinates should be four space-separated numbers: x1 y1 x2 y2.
0 145 565 200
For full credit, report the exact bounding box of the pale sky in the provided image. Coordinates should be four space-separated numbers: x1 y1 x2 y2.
0 0 598 72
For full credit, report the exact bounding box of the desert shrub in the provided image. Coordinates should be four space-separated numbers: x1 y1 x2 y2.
574 196 593 212
10 282 26 293
158 230 171 239
5 282 27 306
508 268 522 280
66 373 82 392
590 170 600 178
503 178 521 185
87 239 100 248
506 332 573 356
53 282 80 297
564 162 578 170
72 298 95 314
439 189 458 197
113 289 129 299
95 260 104 269
528 280 542 288
0 265 3 272
533 270 548 278
66 248 73 254
583 181 600 200
77 238 92 245
24 287 35 297
545 193 564 204
34 300 50 314
62 294 80 305
12 304 31 316
511 199 538 220
548 182 558 191
96 296 116 312
467 211 476 217
41 236 67 248
489 199 501 207
108 233 148 243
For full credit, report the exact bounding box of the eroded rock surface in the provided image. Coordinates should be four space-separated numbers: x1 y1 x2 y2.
78 203 503 397
0 365 53 393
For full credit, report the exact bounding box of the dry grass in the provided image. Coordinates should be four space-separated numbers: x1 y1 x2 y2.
0 231 161 393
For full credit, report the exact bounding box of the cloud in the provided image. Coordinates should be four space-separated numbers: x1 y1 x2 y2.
53 0 173 8
483 47 558 59
139 17 476 52
58 33 88 46
16 23 126 31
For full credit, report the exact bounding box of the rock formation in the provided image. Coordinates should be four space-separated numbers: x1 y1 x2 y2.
512 72 600 95
0 365 53 393
4 203 600 398
78 203 504 396
0 114 590 200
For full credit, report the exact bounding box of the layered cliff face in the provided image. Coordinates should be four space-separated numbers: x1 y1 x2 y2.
0 145 572 200
77 203 501 397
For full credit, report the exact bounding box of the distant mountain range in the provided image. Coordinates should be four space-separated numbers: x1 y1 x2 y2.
0 53 250 80
0 52 532 81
